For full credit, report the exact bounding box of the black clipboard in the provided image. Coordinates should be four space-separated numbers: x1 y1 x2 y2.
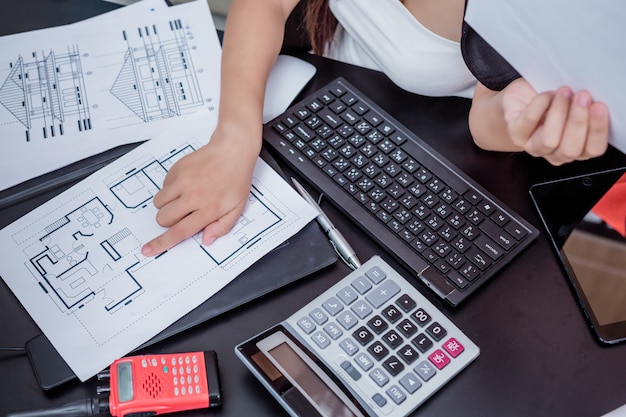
21 146 338 390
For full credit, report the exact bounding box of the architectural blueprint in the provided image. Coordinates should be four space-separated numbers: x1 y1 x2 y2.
0 0 221 190
0 0 319 382
0 117 317 381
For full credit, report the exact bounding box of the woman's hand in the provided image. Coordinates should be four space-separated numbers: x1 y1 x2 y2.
501 78 610 165
141 125 261 257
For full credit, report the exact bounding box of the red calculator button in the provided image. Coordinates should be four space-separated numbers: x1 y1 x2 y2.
428 349 450 370
442 337 465 358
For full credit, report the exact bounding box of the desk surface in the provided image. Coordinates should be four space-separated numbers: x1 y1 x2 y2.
2 2 626 417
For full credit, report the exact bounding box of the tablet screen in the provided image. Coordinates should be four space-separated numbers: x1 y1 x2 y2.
530 168 626 344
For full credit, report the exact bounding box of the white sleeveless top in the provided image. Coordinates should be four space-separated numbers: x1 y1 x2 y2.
325 0 476 98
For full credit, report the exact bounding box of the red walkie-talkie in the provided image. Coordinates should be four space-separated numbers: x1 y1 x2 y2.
6 351 222 417
108 350 222 416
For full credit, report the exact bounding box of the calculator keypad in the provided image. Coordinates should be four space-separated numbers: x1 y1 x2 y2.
286 256 479 417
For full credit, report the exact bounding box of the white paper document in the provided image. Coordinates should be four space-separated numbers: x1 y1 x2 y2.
0 0 221 190
465 1 626 154
0 0 319 382
0 116 317 381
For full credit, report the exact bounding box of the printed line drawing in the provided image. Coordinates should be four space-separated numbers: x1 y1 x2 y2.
110 19 205 122
20 144 287 324
197 185 283 265
29 197 146 317
0 45 91 142
109 144 193 210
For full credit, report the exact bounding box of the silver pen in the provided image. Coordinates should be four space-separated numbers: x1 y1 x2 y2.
292 177 362 270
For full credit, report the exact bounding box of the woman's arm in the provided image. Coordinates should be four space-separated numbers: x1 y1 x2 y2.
142 0 300 257
469 79 610 166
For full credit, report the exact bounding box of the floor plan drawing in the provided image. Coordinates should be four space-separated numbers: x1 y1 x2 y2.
1 131 316 381
28 197 146 317
109 144 193 210
197 184 283 266
0 45 91 142
16 141 293 338
110 18 205 123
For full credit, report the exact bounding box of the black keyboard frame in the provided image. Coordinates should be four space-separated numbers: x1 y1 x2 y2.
263 77 539 306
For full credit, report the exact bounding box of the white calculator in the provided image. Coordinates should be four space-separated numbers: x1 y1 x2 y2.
235 256 479 417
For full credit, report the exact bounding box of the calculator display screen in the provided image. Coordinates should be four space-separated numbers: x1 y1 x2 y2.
268 342 358 417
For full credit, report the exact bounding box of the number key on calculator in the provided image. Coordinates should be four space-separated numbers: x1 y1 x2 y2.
236 255 479 417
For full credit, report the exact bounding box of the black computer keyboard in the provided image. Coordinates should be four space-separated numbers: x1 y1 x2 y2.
263 77 539 306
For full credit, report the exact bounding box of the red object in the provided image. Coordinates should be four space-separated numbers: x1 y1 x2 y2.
591 173 626 237
428 349 451 370
109 352 211 417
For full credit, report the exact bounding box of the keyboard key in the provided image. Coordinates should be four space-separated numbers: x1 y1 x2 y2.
399 373 422 394
367 315 389 334
366 280 401 308
386 385 407 404
353 326 374 345
370 368 390 386
309 308 328 325
311 331 331 349
355 352 375 371
398 345 420 364
297 317 316 334
351 300 373 319
340 339 359 356
382 330 404 349
337 286 359 305
368 341 390 361
382 356 405 376
323 322 343 340
411 308 432 327
414 360 437 382
322 297 344 316
426 322 447 341
397 319 418 338
381 304 403 323
412 333 433 353
336 310 359 330
428 349 451 370
442 337 465 358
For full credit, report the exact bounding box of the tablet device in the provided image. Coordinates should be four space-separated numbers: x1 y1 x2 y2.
530 167 626 345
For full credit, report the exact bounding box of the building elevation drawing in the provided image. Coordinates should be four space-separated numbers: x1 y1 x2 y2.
0 0 221 191
110 19 205 123
0 45 91 142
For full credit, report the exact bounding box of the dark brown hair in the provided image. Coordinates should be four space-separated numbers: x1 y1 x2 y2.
303 0 338 54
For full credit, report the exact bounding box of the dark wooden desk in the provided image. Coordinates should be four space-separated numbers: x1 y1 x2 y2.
2 2 626 416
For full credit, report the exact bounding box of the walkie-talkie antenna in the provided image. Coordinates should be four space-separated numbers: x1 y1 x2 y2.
6 398 110 417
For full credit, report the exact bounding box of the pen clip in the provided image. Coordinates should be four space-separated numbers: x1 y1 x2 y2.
316 192 325 207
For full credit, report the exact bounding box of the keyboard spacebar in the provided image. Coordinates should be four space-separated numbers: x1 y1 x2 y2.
402 140 471 195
